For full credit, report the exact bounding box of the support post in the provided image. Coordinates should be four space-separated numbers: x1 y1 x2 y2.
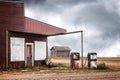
81 31 84 69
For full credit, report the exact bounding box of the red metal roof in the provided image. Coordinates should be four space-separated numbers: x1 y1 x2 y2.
25 17 66 35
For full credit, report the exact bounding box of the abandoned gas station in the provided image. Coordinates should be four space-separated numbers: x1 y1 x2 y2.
0 1 67 69
0 1 86 70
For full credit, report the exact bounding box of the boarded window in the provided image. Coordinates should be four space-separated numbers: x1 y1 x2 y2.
35 41 46 60
10 37 25 61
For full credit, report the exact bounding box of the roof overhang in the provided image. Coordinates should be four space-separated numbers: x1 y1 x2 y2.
25 17 66 36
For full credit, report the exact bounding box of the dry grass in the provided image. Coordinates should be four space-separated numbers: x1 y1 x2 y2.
50 57 120 71
97 57 120 70
0 57 119 74
0 57 120 80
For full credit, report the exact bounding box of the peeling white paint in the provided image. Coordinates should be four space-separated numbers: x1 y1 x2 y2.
10 37 25 61
35 41 46 60
91 61 97 68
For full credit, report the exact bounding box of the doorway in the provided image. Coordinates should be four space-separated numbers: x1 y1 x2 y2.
25 43 34 67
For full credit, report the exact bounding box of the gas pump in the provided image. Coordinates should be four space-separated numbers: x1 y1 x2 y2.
87 52 97 68
70 52 80 69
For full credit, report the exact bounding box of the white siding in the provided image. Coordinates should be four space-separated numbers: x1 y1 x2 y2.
10 37 25 61
35 41 46 60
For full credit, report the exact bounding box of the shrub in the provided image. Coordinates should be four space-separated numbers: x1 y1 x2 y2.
97 63 108 69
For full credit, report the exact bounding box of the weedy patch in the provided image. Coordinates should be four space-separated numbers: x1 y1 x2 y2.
97 63 108 69
51 63 68 67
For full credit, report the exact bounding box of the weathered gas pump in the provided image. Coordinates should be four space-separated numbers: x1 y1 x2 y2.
70 52 80 69
87 52 97 68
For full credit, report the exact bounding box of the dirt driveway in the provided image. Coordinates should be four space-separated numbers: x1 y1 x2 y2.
0 71 120 80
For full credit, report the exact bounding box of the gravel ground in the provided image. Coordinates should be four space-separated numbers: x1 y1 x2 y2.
0 71 120 80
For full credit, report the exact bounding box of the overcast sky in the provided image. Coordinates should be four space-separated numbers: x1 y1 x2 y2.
13 0 120 57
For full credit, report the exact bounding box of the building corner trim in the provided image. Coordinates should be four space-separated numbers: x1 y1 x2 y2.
6 31 9 70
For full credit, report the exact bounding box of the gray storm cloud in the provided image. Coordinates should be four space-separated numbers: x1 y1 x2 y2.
13 0 120 57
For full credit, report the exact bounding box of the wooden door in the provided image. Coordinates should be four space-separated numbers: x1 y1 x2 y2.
26 45 32 67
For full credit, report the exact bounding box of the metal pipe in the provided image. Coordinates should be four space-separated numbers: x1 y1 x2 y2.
81 31 84 69
48 30 83 36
